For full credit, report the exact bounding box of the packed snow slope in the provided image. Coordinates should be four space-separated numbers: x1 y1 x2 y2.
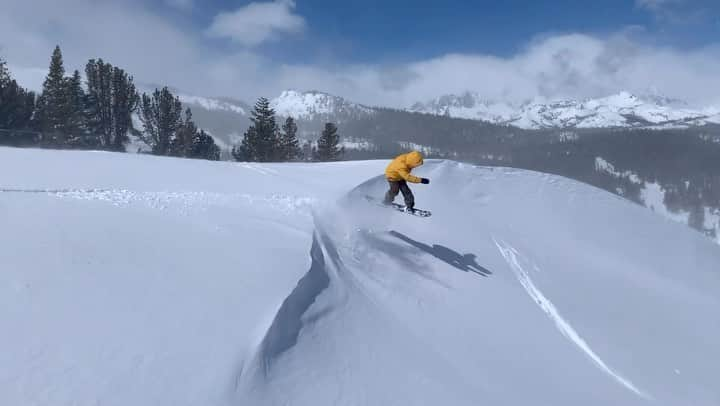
1 147 719 406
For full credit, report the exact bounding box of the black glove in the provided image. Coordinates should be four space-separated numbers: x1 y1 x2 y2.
421 178 430 184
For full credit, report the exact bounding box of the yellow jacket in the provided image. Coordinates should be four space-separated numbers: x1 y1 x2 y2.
385 151 424 183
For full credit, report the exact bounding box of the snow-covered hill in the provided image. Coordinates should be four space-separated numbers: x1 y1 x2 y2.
2 147 719 405
410 91 720 129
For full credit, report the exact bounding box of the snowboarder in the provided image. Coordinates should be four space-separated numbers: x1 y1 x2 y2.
383 151 430 211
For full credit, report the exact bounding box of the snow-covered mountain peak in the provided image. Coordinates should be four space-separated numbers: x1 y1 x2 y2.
270 89 375 120
270 90 373 120
271 89 334 117
587 91 640 108
410 92 517 123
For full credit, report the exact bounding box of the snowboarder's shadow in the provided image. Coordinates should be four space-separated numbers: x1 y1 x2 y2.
389 231 492 277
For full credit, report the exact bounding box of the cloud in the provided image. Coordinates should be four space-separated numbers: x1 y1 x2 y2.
392 34 720 106
206 0 305 47
1 0 719 111
264 33 720 108
0 0 204 93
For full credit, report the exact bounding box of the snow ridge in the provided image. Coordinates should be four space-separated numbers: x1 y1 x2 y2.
255 232 331 373
238 213 347 386
493 238 649 400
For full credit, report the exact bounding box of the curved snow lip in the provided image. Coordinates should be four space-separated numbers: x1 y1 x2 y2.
255 232 331 373
493 238 651 400
237 212 345 391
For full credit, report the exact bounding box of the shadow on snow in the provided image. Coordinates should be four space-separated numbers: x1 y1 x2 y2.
389 231 492 277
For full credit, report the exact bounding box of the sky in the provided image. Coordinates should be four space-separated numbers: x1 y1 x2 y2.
1 0 720 107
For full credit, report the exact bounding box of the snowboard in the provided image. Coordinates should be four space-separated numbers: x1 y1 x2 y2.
364 195 432 217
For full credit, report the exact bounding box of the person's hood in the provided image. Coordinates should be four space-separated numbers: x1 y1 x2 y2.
406 151 424 168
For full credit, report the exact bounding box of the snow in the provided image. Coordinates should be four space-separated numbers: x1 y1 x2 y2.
409 92 517 123
2 147 720 406
595 157 702 232
399 141 436 155
701 105 720 124
640 181 691 225
340 139 374 150
411 91 720 129
494 238 647 399
704 207 720 244
594 157 642 184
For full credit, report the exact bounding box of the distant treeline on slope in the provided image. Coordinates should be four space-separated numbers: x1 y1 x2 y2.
0 46 222 161
1 46 350 164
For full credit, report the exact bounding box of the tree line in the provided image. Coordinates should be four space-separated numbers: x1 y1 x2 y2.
231 97 344 162
1 46 344 163
1 46 346 163
1 46 220 160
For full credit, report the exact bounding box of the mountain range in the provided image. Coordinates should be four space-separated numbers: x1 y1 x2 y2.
176 90 375 148
177 89 720 147
409 91 720 129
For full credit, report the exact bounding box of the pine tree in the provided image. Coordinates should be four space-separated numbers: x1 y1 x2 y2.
315 122 344 161
110 66 139 151
0 58 36 141
279 116 301 161
0 58 9 88
170 108 198 157
234 97 279 162
85 59 138 151
231 143 247 161
139 87 183 156
85 59 112 146
234 126 257 161
63 70 88 143
35 46 68 138
190 130 221 161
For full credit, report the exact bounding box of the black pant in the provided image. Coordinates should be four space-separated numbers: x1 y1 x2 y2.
384 180 414 209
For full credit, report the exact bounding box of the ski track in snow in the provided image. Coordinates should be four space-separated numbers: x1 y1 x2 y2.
237 163 279 176
493 238 650 400
0 188 316 216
